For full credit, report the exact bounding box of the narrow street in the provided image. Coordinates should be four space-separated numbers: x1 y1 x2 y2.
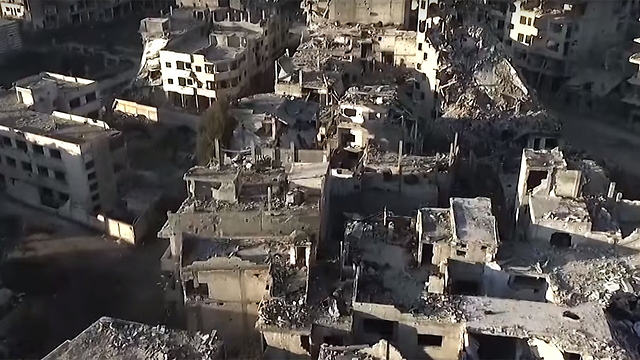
552 107 640 198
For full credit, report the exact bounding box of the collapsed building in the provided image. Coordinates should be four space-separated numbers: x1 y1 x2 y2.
414 0 559 155
228 93 320 151
42 317 224 360
158 141 328 356
300 0 414 29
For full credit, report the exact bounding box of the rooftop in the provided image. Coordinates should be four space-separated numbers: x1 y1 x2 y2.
0 91 118 144
342 85 398 107
42 317 222 360
230 93 320 150
462 296 617 357
164 19 262 61
15 72 94 91
450 197 499 246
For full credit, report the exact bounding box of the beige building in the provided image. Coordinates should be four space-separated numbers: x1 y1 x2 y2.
301 0 413 28
503 0 640 91
158 149 329 356
0 89 126 218
15 72 102 118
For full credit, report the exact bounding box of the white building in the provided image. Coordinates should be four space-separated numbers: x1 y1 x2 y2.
154 6 292 110
15 72 102 118
0 89 126 217
503 0 640 91
0 18 21 63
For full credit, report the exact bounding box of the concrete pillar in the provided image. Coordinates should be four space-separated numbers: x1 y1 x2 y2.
267 186 272 212
608 182 616 199
290 141 295 163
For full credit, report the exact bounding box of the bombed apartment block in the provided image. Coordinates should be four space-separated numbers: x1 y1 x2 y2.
514 147 640 249
328 142 455 214
15 72 102 118
42 317 224 360
341 214 466 360
0 89 126 221
502 0 638 89
158 156 328 355
301 0 414 28
138 3 295 110
228 93 321 151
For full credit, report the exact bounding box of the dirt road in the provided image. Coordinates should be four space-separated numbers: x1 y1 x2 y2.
0 197 167 358
555 108 640 199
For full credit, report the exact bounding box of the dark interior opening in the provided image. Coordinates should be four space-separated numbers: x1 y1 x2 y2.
526 170 548 191
472 334 519 360
323 335 344 346
300 335 311 353
295 246 307 267
184 279 209 298
550 232 572 248
421 243 433 265
418 334 443 347
564 352 582 360
362 318 396 339
450 280 481 296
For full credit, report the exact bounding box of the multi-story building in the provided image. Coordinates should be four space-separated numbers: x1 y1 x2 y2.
145 2 295 111
0 88 126 217
0 18 21 63
0 0 140 30
300 0 413 28
502 0 640 91
15 72 102 118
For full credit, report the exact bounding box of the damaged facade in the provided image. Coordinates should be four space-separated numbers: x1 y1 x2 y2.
158 144 328 356
42 316 224 360
0 88 126 218
137 0 298 110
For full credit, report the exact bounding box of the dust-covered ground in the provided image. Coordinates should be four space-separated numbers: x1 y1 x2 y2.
0 197 168 359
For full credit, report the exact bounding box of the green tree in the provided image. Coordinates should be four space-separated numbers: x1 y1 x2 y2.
196 99 237 165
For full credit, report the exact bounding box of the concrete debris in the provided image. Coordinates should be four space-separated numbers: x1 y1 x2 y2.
428 13 559 154
43 317 222 360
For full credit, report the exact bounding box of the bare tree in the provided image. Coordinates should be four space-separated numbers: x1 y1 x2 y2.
196 99 237 165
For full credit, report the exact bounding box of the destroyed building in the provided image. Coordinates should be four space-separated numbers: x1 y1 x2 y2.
500 0 640 93
41 317 224 360
137 1 298 110
228 93 320 151
414 0 559 155
0 89 126 219
300 0 414 29
158 145 329 356
512 147 640 250
15 72 102 118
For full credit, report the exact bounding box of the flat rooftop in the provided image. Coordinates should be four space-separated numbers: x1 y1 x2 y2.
451 197 498 246
42 317 222 360
165 21 262 61
0 91 118 144
15 72 94 91
462 296 614 356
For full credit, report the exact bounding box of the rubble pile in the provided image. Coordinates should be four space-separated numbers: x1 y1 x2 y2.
258 297 310 329
55 317 221 360
549 251 639 306
428 13 559 154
